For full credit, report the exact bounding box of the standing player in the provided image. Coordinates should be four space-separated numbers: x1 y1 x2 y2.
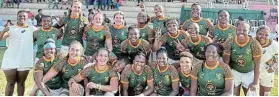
255 26 278 96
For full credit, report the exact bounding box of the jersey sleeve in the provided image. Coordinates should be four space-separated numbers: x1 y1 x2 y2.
169 65 179 82
142 39 151 53
79 66 92 78
191 62 202 80
144 65 154 82
251 38 262 58
158 33 168 44
223 37 234 55
105 27 112 39
109 69 119 80
220 62 233 80
80 56 90 68
34 58 45 71
120 65 132 84
147 26 154 43
52 59 67 72
120 40 128 53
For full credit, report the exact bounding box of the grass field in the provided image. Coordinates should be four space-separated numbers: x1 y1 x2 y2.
0 48 278 96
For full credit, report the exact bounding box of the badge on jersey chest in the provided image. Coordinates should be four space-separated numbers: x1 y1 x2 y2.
135 84 143 94
70 29 77 38
113 36 120 47
92 39 99 50
236 55 246 67
205 80 216 95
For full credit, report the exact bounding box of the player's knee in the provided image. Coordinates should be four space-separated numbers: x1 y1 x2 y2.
7 81 16 87
16 81 25 86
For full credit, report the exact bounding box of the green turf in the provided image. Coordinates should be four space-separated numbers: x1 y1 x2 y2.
0 48 278 96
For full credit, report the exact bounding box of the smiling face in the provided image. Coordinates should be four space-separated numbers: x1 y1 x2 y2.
137 12 148 24
191 5 201 18
218 11 229 24
180 57 192 73
68 43 82 58
167 21 178 34
157 52 168 67
71 2 82 14
154 5 164 17
44 47 56 58
188 23 200 37
133 55 146 72
17 12 28 24
205 45 219 63
236 22 250 40
114 13 124 25
256 27 270 45
96 49 109 65
92 13 104 26
128 27 140 42
41 17 52 28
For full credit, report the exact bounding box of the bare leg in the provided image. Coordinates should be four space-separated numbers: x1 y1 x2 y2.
259 85 272 96
242 86 249 96
234 85 241 96
16 70 30 96
3 69 17 96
